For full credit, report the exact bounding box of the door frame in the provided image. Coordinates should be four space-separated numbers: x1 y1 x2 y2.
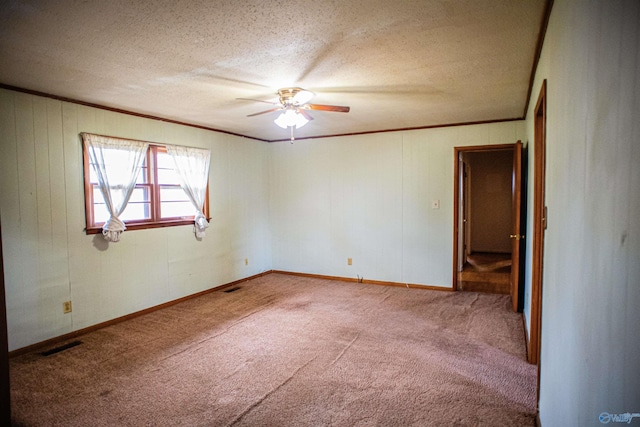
0 220 10 424
529 80 547 367
452 143 518 291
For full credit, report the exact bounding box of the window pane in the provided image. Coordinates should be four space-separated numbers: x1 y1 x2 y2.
129 187 150 203
90 164 146 184
93 186 149 204
120 202 151 222
93 185 104 204
93 202 151 224
157 168 181 185
156 151 174 169
136 166 148 184
161 201 197 219
93 203 110 224
121 187 151 221
160 186 189 203
92 187 150 225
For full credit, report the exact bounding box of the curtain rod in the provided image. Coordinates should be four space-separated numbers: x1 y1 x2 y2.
79 132 207 150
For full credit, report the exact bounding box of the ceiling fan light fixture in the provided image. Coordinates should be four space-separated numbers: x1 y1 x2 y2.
292 89 313 105
274 109 309 129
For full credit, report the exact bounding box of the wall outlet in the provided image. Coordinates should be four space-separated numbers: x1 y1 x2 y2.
348 258 352 266
63 301 72 314
244 258 248 266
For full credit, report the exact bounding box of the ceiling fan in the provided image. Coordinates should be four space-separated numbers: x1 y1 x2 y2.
240 87 350 134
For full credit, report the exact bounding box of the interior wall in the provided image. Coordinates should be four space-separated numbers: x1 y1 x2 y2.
0 88 272 351
269 122 525 287
466 150 513 253
524 1 640 425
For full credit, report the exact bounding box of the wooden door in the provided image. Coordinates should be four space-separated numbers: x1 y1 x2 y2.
457 156 471 272
510 141 524 312
463 161 471 261
456 156 465 271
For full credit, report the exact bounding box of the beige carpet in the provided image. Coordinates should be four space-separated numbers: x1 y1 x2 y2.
10 273 537 426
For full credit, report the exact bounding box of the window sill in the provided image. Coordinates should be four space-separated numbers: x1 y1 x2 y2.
85 218 210 235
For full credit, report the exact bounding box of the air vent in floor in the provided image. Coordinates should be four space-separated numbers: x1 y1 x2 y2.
41 340 83 356
223 287 241 293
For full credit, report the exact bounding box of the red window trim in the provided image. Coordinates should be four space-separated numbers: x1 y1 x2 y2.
83 142 210 235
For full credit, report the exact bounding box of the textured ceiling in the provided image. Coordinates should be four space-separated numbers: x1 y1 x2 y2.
0 0 547 142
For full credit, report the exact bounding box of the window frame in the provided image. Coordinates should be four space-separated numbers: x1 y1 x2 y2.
83 143 210 235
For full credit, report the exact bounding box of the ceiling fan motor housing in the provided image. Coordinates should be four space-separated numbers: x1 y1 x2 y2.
278 87 313 106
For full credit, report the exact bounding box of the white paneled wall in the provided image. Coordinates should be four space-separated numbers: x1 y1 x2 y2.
527 1 640 425
269 121 525 287
0 89 271 351
0 86 525 351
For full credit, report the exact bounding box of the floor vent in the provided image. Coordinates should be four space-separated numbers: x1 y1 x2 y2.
41 340 82 356
223 287 241 293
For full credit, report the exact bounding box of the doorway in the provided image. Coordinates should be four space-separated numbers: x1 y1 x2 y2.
452 142 525 311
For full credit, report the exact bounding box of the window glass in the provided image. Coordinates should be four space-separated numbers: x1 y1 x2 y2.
92 186 151 224
89 150 148 183
120 201 151 222
160 186 194 218
157 168 181 185
161 201 197 218
93 203 110 224
160 187 189 202
157 151 181 185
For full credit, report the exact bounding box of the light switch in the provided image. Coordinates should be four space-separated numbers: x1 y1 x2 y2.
432 199 440 209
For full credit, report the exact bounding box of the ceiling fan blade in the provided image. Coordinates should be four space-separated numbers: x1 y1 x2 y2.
306 104 350 113
237 98 279 105
298 108 314 121
247 107 282 117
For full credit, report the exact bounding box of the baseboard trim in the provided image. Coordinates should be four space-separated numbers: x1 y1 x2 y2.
522 314 532 363
10 269 452 357
9 270 273 357
272 270 454 292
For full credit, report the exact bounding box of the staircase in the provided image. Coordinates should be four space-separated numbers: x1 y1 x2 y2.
458 253 511 294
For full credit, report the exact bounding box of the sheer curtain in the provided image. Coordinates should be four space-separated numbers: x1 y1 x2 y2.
166 145 211 239
82 133 148 242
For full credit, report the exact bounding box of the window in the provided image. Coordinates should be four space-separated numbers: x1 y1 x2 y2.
84 143 210 234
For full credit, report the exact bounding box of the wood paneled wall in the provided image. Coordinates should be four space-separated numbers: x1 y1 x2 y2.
269 122 525 287
0 89 271 351
525 1 640 424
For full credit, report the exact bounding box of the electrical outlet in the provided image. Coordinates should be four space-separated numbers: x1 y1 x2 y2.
63 301 72 314
245 258 248 266
348 258 352 266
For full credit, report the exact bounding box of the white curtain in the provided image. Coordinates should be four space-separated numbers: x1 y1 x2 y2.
82 133 148 242
166 145 211 239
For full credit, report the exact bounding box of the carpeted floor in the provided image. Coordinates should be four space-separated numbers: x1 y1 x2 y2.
10 273 537 426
